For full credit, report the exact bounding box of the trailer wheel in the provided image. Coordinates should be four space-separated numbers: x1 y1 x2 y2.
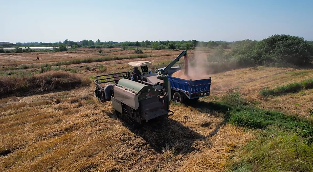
173 92 184 103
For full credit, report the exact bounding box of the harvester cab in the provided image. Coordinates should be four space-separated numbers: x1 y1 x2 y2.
127 61 152 81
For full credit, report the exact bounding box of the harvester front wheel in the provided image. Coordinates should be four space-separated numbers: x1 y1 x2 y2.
94 89 100 100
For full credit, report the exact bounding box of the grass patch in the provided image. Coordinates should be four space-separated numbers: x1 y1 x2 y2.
0 70 34 77
260 78 313 96
0 71 90 98
227 126 313 172
287 70 312 77
228 107 313 141
98 64 107 73
208 92 313 171
218 92 313 143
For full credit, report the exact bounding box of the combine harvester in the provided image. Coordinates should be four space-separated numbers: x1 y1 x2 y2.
94 51 211 123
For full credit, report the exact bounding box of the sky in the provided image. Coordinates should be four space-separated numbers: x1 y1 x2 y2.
1 0 313 43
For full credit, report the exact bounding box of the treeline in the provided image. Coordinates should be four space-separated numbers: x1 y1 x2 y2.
1 35 313 67
74 39 231 50
0 39 229 51
233 35 313 66
63 39 220 50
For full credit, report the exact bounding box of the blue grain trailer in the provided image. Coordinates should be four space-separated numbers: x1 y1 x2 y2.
154 50 211 103
168 76 211 103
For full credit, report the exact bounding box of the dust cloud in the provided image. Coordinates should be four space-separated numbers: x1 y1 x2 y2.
172 47 210 80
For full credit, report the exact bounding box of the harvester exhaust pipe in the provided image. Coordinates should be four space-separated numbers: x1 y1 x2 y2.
184 53 188 75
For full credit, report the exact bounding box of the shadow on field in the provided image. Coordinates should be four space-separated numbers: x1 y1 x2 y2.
191 101 230 115
108 111 205 155
133 117 205 155
104 100 233 155
189 101 231 138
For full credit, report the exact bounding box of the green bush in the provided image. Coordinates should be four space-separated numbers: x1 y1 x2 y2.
15 47 23 53
256 35 313 65
0 48 4 53
134 48 143 54
207 41 219 49
40 64 52 73
98 64 107 72
122 44 127 50
230 39 258 66
152 42 164 50
220 91 248 107
19 65 29 69
229 35 313 66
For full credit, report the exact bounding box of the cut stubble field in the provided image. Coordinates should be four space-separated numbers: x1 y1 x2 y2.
1 48 313 171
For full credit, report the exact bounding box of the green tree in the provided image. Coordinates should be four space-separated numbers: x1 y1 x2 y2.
168 42 176 50
135 41 140 47
152 42 160 50
96 39 101 45
145 40 151 47
71 45 78 50
88 40 94 46
220 42 229 49
185 42 191 50
159 44 166 50
254 34 313 65
122 44 127 50
192 40 198 48
230 39 259 66
59 44 67 51
141 41 145 47
207 41 218 48
82 40 89 47
63 39 69 45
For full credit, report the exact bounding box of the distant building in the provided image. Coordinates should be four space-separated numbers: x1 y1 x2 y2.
0 42 11 45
